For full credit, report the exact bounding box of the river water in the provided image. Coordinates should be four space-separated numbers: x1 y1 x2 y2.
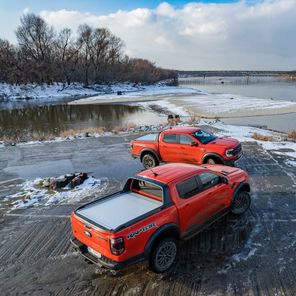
0 76 295 139
0 104 164 139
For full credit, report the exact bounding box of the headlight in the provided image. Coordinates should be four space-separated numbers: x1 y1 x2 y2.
225 149 234 157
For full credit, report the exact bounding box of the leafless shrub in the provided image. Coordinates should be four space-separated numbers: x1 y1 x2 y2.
252 132 276 141
187 114 200 125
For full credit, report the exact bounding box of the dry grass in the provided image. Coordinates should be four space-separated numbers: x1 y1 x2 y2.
112 123 137 133
59 127 106 138
187 114 200 125
0 124 139 145
252 132 276 141
287 130 296 141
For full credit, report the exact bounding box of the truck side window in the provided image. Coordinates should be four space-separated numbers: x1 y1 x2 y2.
180 134 193 145
199 173 221 190
163 134 179 144
131 179 163 201
176 177 200 199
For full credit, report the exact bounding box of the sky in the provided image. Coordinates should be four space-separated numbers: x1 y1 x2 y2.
1 0 296 71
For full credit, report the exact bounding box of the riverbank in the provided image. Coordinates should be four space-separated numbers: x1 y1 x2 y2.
0 82 175 103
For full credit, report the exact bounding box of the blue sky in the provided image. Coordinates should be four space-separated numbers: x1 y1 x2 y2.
1 1 241 15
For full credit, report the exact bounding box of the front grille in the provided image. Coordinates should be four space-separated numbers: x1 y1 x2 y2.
232 143 242 155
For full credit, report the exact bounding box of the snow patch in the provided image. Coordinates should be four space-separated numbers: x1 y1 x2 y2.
285 159 296 167
7 176 107 209
182 93 296 115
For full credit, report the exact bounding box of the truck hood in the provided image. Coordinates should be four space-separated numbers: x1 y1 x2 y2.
207 137 239 148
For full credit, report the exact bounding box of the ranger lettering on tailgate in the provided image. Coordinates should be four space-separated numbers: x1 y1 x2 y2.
127 223 157 239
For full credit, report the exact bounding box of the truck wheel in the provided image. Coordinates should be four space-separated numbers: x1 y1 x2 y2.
149 238 177 273
206 158 216 164
142 154 158 169
231 191 251 215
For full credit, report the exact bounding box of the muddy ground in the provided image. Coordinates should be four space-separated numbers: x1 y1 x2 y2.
0 135 295 295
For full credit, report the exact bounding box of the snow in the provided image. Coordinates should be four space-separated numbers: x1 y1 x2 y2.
68 85 201 105
183 93 296 113
6 176 106 209
0 82 201 104
205 120 296 162
0 83 98 101
139 92 296 118
285 159 296 167
138 99 189 116
0 82 185 102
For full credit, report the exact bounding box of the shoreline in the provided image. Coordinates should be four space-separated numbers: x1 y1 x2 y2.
0 82 170 103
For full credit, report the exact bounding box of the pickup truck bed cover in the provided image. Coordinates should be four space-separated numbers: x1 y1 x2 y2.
76 192 162 231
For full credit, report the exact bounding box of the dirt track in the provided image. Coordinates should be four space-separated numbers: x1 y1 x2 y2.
0 136 295 295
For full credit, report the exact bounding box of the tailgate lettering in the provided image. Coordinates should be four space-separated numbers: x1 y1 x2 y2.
127 223 157 239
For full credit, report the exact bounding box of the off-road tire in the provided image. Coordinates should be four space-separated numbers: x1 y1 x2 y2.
142 154 158 169
149 238 177 273
231 191 251 215
206 158 216 164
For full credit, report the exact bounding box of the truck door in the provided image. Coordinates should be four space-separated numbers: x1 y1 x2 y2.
179 134 204 163
197 172 231 217
174 176 210 236
159 133 181 162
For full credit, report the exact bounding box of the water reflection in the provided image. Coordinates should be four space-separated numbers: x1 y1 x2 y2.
0 104 163 138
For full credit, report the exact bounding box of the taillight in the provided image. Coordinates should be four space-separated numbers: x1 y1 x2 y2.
110 237 125 255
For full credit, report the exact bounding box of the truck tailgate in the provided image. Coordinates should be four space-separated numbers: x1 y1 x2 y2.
75 192 162 231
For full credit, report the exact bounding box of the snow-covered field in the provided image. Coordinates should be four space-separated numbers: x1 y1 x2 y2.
0 82 169 102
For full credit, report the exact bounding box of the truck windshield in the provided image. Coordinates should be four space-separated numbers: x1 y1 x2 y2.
131 179 163 202
192 130 217 144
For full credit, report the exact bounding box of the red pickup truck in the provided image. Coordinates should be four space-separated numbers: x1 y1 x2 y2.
71 163 250 273
131 126 242 169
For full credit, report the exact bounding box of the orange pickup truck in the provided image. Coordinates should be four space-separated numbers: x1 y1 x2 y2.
131 126 242 169
71 163 250 273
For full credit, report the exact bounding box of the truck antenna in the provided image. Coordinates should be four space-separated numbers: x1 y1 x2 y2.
150 168 158 177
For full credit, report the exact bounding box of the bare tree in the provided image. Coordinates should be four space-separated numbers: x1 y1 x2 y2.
77 24 93 86
16 13 55 83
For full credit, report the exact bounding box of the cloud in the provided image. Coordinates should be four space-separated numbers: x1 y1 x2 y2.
39 1 296 70
22 7 30 15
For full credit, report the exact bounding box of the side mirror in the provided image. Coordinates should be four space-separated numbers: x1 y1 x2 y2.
191 142 198 147
221 177 229 184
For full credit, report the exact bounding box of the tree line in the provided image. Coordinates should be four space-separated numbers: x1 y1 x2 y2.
0 14 176 86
